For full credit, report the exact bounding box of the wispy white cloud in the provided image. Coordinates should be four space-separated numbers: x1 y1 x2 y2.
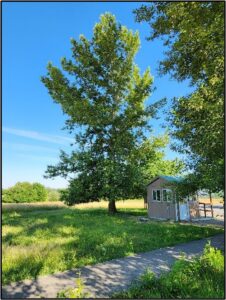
3 142 60 153
3 127 74 145
16 153 59 162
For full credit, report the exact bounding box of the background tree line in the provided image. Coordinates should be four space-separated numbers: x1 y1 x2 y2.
2 182 62 203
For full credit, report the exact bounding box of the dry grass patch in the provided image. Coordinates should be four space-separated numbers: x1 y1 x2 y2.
74 199 144 210
199 198 223 204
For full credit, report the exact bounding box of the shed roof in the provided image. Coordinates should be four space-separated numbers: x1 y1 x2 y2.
147 175 184 186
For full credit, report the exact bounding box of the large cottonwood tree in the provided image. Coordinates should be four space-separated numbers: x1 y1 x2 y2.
134 2 224 192
42 13 166 213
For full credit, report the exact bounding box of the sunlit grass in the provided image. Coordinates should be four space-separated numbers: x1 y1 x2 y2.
2 201 223 285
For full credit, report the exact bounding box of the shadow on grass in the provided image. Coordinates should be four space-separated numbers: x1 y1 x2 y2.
117 209 147 217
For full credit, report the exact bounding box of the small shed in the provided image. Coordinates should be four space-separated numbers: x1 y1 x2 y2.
147 175 200 221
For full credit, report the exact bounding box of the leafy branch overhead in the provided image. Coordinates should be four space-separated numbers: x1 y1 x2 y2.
134 2 224 192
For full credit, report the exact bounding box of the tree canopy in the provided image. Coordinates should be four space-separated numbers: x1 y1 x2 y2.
42 13 154 212
134 2 224 193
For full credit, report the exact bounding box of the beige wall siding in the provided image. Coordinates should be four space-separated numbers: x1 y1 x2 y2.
147 178 174 200
147 177 200 220
147 177 171 191
147 178 175 203
147 177 176 220
148 201 176 220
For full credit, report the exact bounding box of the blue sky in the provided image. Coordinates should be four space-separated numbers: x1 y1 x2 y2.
3 2 192 188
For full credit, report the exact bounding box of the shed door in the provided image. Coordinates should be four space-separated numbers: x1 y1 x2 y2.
179 203 190 221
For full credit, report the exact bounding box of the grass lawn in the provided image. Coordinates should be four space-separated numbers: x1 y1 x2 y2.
2 200 223 285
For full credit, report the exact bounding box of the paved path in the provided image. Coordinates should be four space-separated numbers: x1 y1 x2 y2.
191 218 224 227
2 234 224 299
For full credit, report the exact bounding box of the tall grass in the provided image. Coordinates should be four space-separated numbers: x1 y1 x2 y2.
2 201 66 212
2 202 223 285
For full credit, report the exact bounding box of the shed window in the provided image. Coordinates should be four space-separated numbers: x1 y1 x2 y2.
153 190 161 201
163 189 173 202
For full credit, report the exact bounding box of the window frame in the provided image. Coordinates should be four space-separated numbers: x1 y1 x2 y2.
162 189 173 202
152 189 161 202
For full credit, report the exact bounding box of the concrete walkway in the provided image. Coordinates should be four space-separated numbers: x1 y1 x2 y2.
2 234 224 299
191 218 224 227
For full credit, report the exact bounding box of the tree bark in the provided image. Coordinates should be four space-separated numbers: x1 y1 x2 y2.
209 192 214 218
108 200 117 214
144 195 147 209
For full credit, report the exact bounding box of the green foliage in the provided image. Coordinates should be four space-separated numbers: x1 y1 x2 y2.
134 2 224 84
60 134 184 205
41 13 171 210
2 204 222 284
57 273 90 298
113 244 224 298
46 188 61 202
59 178 101 205
134 2 224 192
2 182 47 203
127 134 184 199
170 86 224 192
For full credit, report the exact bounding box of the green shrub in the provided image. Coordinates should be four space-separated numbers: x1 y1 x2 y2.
46 188 61 202
113 243 224 299
2 189 14 203
2 182 47 203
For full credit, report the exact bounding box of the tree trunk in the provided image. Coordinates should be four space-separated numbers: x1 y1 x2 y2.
108 200 117 214
209 192 214 218
144 194 147 209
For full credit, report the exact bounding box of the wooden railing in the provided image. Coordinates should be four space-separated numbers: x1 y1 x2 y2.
199 202 213 218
